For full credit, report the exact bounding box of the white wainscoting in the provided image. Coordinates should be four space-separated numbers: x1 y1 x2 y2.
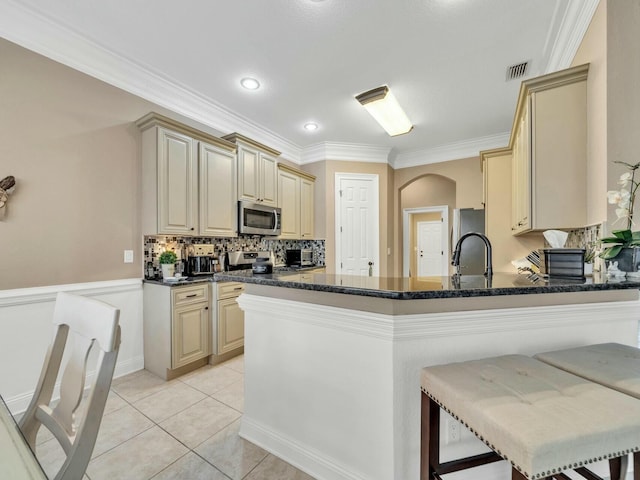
0 278 144 414
238 293 640 480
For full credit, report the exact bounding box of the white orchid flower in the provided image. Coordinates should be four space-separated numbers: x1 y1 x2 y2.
607 189 631 206
619 189 631 208
608 190 622 204
619 172 633 186
616 207 630 219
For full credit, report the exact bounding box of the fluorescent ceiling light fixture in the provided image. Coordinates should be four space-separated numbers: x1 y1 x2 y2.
304 122 319 131
355 86 413 136
240 77 260 90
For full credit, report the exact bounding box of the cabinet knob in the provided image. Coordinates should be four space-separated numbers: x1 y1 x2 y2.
205 306 209 310
190 227 195 231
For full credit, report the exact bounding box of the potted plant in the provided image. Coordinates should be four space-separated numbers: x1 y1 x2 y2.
600 161 640 271
158 250 177 278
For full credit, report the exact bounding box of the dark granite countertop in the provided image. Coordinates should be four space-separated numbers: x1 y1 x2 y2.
142 265 326 287
212 270 640 300
143 275 216 286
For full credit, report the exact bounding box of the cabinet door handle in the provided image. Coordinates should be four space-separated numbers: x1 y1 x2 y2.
185 294 197 298
233 287 243 291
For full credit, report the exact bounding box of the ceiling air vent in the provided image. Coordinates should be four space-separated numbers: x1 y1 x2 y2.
506 61 529 81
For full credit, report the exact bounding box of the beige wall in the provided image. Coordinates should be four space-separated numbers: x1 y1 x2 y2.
606 0 640 234
0 39 226 290
572 0 608 227
571 0 640 234
392 157 483 276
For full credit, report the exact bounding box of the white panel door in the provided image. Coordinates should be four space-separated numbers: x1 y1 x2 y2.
417 221 442 277
337 175 379 276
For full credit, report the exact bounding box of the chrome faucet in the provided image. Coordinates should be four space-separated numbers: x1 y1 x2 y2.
452 232 493 277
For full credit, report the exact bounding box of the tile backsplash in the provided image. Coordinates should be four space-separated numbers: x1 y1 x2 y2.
562 224 601 253
144 235 325 278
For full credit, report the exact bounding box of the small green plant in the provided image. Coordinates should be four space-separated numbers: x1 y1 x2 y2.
158 251 177 264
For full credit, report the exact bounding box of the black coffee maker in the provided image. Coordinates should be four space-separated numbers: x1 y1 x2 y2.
186 244 216 276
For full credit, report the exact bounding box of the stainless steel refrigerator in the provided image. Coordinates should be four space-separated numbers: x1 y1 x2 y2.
452 208 486 275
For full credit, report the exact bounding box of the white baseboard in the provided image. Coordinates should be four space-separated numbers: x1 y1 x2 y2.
240 416 368 480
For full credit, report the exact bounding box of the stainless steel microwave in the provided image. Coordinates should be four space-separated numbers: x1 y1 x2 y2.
238 201 281 236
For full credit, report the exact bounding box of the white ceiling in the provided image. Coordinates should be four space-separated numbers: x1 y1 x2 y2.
1 0 598 166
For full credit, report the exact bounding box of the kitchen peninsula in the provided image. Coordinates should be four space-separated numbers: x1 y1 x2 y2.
215 270 640 480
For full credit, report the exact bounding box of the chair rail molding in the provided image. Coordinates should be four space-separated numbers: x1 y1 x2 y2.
0 278 144 414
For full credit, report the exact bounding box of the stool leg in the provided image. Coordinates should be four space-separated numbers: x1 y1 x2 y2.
511 467 528 479
609 455 628 480
634 451 640 480
421 392 440 480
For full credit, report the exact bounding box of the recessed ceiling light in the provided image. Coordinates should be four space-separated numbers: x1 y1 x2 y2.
240 77 260 90
304 122 319 131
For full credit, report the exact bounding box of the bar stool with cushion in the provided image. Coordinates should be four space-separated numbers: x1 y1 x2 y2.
535 343 640 401
19 292 121 480
535 342 640 475
421 354 640 480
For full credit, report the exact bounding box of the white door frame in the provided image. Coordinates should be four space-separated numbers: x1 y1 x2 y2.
403 206 449 277
335 173 380 276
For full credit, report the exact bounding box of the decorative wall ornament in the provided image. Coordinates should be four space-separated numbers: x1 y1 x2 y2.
0 176 16 220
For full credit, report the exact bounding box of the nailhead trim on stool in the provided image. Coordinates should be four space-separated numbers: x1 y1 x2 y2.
421 355 640 479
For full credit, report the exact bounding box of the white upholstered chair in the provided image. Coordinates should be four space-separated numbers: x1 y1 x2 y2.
19 292 121 480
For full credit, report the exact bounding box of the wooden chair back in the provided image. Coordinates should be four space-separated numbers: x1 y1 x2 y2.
19 292 121 480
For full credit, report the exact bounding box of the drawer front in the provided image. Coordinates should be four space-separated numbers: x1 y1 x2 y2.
172 284 209 306
218 282 245 299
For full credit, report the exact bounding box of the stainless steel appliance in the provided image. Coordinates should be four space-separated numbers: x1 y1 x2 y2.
227 251 272 271
238 201 281 236
186 244 217 276
286 249 314 267
252 258 273 274
452 208 486 275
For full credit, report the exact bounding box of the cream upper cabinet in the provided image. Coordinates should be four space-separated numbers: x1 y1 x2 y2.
199 141 237 237
156 127 197 234
137 113 237 237
511 103 531 234
237 144 259 203
278 168 301 238
508 64 588 235
224 133 280 207
260 153 278 206
277 164 315 239
300 176 314 239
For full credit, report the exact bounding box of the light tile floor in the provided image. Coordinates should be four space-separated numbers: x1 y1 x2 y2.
35 355 315 480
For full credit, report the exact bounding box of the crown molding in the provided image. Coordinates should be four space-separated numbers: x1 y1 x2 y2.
545 0 600 73
300 142 392 165
1 0 593 169
391 132 510 170
0 0 303 162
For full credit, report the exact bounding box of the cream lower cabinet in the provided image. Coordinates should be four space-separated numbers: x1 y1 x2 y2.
213 282 245 355
138 113 238 237
143 282 210 380
277 164 315 239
